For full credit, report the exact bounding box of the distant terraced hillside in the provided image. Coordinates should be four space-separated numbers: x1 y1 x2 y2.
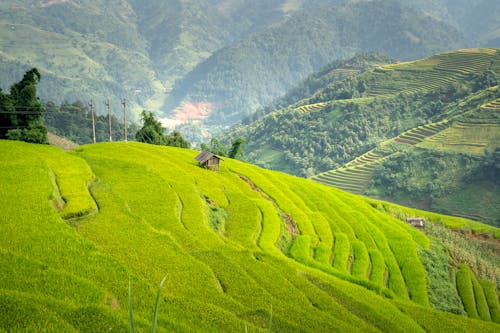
0 140 499 331
364 49 497 97
236 48 500 177
313 90 500 226
312 121 450 194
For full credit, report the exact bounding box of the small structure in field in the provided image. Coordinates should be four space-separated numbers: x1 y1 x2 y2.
406 217 425 229
195 151 222 171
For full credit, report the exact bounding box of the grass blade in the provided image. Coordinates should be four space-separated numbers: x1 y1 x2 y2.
268 304 273 333
129 279 135 333
151 274 168 333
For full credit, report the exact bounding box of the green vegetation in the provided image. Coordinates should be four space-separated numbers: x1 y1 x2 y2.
44 101 139 144
480 280 500 323
136 110 190 148
235 49 499 177
456 265 480 319
419 239 465 314
170 0 466 125
250 49 500 226
0 68 47 144
0 140 498 331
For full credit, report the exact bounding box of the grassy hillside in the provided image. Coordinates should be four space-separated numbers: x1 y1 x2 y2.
0 140 499 331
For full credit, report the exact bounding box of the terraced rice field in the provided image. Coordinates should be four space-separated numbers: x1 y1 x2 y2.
394 121 449 145
481 99 500 110
365 49 499 97
421 101 500 154
1 140 498 331
312 161 382 194
312 121 449 194
295 102 327 114
456 265 500 322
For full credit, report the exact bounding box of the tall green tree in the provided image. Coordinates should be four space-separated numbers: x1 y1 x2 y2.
0 68 47 143
165 130 190 149
200 137 227 156
228 137 245 159
136 111 166 145
136 110 190 148
0 88 14 138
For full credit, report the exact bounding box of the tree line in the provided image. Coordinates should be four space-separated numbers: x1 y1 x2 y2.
1 68 194 149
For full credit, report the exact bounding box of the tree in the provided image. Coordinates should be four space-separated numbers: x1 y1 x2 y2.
136 111 166 145
136 110 190 148
165 130 190 149
0 68 47 144
201 137 227 156
228 137 246 159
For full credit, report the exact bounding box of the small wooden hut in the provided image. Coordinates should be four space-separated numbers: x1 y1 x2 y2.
195 151 222 171
406 217 425 229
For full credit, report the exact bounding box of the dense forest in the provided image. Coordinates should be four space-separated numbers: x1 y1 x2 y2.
371 147 500 226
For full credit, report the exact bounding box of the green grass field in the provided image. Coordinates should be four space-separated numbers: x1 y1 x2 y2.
0 140 499 331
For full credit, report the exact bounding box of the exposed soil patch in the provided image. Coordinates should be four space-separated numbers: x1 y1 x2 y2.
176 101 214 121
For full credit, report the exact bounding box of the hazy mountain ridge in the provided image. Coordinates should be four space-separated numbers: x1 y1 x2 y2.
1 0 492 124
165 0 467 125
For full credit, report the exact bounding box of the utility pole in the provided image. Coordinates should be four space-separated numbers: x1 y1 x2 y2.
106 98 112 142
122 98 127 143
89 99 96 144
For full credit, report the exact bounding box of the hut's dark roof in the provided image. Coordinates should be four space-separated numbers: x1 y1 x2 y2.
195 151 221 164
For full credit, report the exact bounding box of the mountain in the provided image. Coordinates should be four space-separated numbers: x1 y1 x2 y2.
403 0 500 46
0 0 154 112
0 139 499 331
164 0 466 126
230 47 499 226
1 1 498 131
0 0 296 114
3 0 496 127
231 48 500 176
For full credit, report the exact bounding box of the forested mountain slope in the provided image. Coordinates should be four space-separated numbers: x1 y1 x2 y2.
0 0 296 113
0 0 478 125
165 0 466 124
0 140 498 331
232 48 499 177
